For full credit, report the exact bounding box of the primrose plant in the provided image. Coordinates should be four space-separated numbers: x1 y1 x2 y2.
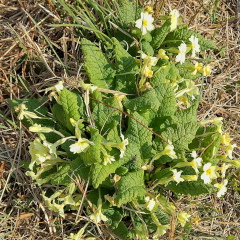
10 4 239 240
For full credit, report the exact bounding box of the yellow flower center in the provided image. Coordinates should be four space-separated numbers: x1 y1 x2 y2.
142 20 148 27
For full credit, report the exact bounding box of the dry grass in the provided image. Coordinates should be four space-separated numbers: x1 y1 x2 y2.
0 0 239 239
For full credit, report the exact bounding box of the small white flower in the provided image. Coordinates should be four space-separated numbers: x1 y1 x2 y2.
176 43 187 64
145 196 156 211
90 208 108 223
214 179 228 197
162 141 177 159
201 163 218 184
45 80 64 93
226 143 236 159
219 163 230 178
118 134 129 158
69 138 93 154
189 35 200 57
170 9 180 31
177 212 191 227
135 12 155 35
190 151 202 173
171 169 184 183
103 154 115 165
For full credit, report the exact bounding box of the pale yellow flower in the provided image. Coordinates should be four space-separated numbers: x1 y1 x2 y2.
162 141 177 159
177 212 191 227
201 163 218 184
189 35 200 57
202 65 211 76
14 103 42 120
191 62 203 75
171 169 184 183
226 143 236 159
90 208 108 223
119 134 129 158
145 196 156 211
214 179 228 197
29 124 53 133
176 43 187 64
135 12 155 35
69 138 93 154
103 154 115 165
45 80 64 93
157 49 169 60
170 9 180 31
142 66 154 78
189 151 202 173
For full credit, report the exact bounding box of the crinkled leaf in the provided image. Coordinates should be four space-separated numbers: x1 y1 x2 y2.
92 96 122 133
112 37 138 94
116 169 146 206
60 88 81 131
122 111 153 165
141 40 154 56
154 83 177 117
151 20 171 49
81 128 102 165
81 38 115 88
166 181 217 196
161 122 199 151
118 0 139 26
50 157 90 185
172 101 199 124
91 161 120 188
201 132 222 164
151 62 170 87
124 89 160 112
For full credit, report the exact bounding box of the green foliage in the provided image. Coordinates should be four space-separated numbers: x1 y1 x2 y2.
118 0 139 26
166 181 217 195
151 19 171 49
81 38 115 88
116 170 146 206
13 6 238 240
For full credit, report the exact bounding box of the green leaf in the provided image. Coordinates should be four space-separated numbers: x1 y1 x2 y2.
81 128 103 165
166 181 217 196
112 37 138 94
141 41 154 56
151 20 171 49
116 169 146 206
50 157 90 185
91 161 119 188
172 101 199 124
161 122 199 151
122 111 153 164
151 62 171 87
118 0 139 26
81 38 115 88
59 88 81 131
105 207 123 229
92 96 122 133
163 28 218 50
112 222 131 240
154 83 177 117
201 132 222 164
166 62 181 81
124 89 160 112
